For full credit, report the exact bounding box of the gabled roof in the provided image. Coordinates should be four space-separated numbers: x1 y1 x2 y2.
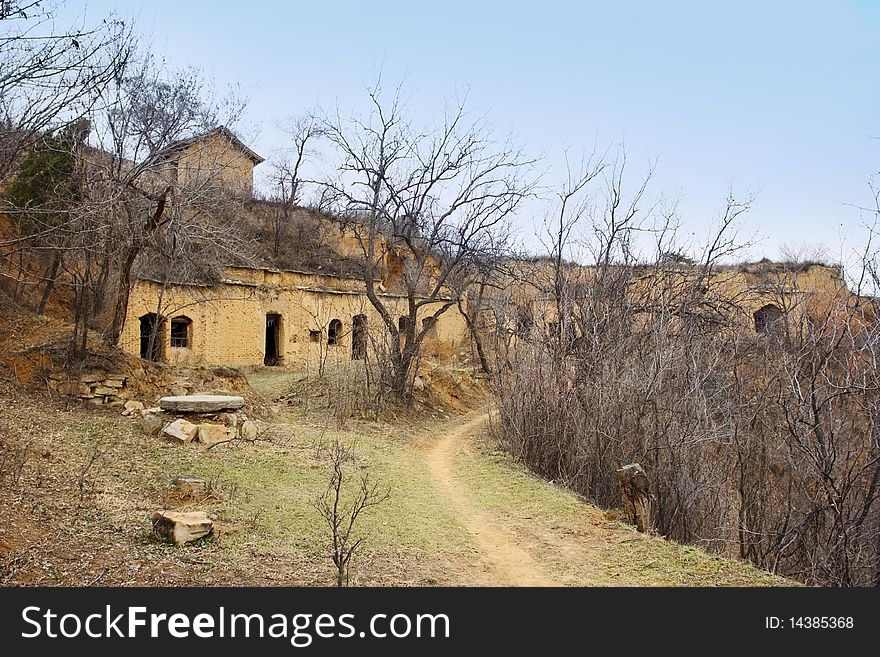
158 126 264 165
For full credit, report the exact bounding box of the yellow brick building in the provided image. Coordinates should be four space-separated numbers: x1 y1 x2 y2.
120 266 467 367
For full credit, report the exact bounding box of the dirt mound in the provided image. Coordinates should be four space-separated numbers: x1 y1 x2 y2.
415 362 486 413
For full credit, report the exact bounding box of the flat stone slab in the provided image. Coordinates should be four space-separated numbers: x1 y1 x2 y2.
159 394 245 413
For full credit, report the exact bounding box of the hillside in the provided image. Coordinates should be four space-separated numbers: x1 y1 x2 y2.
0 365 791 587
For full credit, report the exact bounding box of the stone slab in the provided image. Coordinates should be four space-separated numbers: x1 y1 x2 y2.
196 423 232 446
159 395 245 413
162 418 198 443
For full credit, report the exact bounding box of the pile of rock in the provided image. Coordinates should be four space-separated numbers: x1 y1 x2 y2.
125 395 261 447
48 372 130 406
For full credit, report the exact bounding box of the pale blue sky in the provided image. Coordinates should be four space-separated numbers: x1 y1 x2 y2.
61 0 880 265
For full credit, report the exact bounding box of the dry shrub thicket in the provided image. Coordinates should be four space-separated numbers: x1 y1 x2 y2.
488 158 880 586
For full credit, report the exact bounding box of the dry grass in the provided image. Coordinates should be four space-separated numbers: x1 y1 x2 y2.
0 380 475 586
1 367 792 587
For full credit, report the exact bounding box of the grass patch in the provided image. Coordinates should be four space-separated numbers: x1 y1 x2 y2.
454 433 794 587
94 410 474 585
600 533 795 587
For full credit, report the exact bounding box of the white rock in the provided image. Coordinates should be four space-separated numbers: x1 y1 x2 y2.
162 418 198 443
122 400 145 416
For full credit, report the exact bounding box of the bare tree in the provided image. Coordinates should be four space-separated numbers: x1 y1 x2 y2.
490 151 880 585
83 52 248 345
265 115 322 259
312 437 389 587
0 1 132 181
316 84 534 400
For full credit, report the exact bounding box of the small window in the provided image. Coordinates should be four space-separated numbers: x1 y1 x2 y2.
170 316 191 348
328 319 342 346
309 329 321 343
398 316 410 333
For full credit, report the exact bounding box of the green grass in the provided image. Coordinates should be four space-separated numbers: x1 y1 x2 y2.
89 408 474 585
243 367 307 400
600 534 793 586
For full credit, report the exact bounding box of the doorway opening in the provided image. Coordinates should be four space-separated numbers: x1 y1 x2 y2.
328 318 342 346
265 313 282 365
351 314 367 360
139 313 163 362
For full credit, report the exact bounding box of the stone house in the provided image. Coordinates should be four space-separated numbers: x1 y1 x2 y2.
119 128 468 367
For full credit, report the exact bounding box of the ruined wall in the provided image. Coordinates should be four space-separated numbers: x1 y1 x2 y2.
119 268 468 367
500 262 851 338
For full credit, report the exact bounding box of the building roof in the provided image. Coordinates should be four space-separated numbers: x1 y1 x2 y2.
158 126 264 165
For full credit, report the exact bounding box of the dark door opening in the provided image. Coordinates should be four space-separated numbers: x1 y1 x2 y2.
351 314 367 360
265 313 281 365
139 313 163 362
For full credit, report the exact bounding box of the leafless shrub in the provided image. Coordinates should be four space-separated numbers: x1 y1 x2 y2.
312 437 390 587
76 432 115 506
490 154 880 586
0 435 31 487
205 477 239 502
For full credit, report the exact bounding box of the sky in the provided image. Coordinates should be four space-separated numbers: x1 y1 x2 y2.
57 0 880 269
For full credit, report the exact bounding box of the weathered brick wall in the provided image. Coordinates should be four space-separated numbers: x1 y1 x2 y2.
120 269 469 367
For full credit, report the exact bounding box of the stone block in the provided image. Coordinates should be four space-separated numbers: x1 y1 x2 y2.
152 510 212 546
162 418 198 443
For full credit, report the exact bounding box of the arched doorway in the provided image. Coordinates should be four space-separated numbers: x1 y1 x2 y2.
139 313 163 362
351 314 367 360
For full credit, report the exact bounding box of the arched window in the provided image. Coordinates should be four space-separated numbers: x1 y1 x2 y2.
328 318 342 346
170 316 192 348
754 304 783 334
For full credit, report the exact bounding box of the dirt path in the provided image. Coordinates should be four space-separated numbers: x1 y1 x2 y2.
423 411 556 586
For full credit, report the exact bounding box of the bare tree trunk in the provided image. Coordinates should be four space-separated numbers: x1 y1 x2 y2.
109 187 171 344
458 292 491 376
617 463 655 533
37 250 62 314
